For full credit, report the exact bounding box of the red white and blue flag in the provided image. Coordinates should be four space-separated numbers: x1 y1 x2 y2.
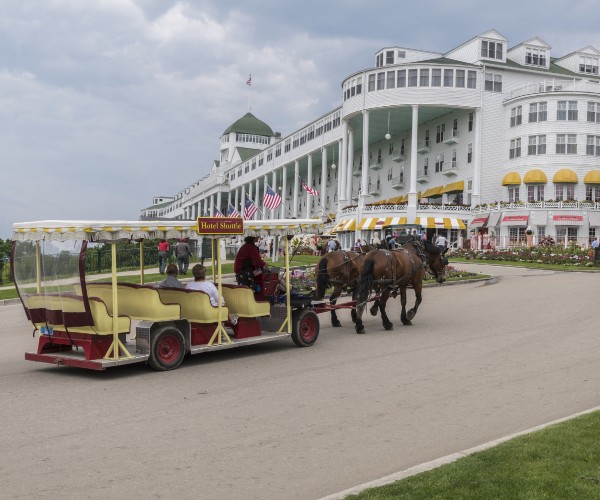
244 196 258 219
227 203 240 218
214 207 224 217
246 74 252 86
263 184 282 210
300 177 319 196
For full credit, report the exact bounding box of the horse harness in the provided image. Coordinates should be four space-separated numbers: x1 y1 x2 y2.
374 242 428 289
328 250 363 289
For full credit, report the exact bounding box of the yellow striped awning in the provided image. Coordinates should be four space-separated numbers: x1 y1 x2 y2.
331 218 356 232
421 186 444 198
523 169 547 184
386 195 405 204
502 172 522 185
442 180 465 194
413 217 466 229
584 170 600 184
358 216 407 230
553 169 578 183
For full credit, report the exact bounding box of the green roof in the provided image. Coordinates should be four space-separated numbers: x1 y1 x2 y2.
142 200 172 211
222 112 274 136
487 58 600 80
418 57 478 67
237 147 261 161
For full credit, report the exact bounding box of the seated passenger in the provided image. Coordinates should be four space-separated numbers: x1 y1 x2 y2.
158 264 183 288
186 264 224 307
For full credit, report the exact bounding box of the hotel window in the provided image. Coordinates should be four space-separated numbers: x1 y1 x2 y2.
510 106 522 127
266 149 273 161
377 72 385 90
244 163 249 173
529 102 547 122
397 69 406 87
292 134 299 148
398 50 406 59
435 153 444 172
408 69 418 87
580 56 599 75
420 68 430 86
436 124 445 143
386 71 395 89
443 69 454 87
481 40 503 60
423 157 429 175
467 143 472 163
468 112 474 132
455 69 465 87
586 184 600 201
525 47 547 67
425 129 430 146
557 100 578 120
467 70 477 89
400 138 405 155
484 72 502 92
386 50 394 65
258 154 264 166
387 168 393 181
275 144 281 157
587 102 600 122
586 135 600 155
284 139 291 153
508 185 519 202
555 184 575 201
556 134 577 154
528 135 546 155
251 159 257 170
509 138 521 159
527 185 544 202
376 53 383 67
368 74 376 91
451 149 457 168
431 68 442 87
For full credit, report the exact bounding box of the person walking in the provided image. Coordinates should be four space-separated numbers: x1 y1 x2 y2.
435 233 448 252
175 238 191 275
157 239 170 274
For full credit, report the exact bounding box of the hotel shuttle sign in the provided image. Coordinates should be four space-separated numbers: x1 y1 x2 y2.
196 217 244 235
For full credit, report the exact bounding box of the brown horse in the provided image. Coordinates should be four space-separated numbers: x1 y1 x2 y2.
315 250 368 327
354 240 448 334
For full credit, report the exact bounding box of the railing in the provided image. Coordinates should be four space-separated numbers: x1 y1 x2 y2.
442 161 458 174
472 200 600 213
506 79 600 101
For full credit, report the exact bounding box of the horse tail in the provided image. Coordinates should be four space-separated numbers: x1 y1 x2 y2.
356 257 375 305
315 257 330 300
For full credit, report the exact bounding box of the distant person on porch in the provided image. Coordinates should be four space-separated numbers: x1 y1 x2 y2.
435 233 448 251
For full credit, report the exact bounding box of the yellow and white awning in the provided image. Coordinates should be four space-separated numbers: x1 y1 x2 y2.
331 218 357 233
421 186 444 198
358 216 407 231
413 217 466 229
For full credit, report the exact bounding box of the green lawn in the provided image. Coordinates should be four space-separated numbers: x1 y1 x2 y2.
450 256 600 272
349 410 600 499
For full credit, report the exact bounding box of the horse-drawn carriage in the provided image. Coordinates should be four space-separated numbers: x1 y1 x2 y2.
12 218 323 371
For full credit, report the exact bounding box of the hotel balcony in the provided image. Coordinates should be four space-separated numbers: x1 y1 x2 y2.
369 183 381 196
417 169 429 183
369 160 383 171
353 168 362 177
442 129 460 145
417 141 431 154
391 176 404 189
442 160 459 176
391 149 405 162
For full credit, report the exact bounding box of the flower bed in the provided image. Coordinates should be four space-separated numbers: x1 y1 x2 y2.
449 246 596 267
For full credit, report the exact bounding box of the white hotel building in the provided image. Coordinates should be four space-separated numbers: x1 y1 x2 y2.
140 30 600 249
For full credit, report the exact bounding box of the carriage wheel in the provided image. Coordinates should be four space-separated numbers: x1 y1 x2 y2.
291 309 320 347
148 326 186 371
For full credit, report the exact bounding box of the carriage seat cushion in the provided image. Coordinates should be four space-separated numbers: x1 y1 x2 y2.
155 287 229 324
221 284 270 318
86 282 180 321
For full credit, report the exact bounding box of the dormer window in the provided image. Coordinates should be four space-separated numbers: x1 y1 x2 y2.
386 50 395 65
580 56 599 75
525 47 547 67
376 53 383 67
481 40 503 60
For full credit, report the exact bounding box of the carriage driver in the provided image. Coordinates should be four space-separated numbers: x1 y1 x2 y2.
234 236 267 296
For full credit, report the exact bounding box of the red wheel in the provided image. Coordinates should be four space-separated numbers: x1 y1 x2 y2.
291 309 319 347
148 326 186 371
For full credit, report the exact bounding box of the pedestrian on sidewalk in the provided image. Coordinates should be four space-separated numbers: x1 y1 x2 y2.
157 239 170 274
175 238 191 275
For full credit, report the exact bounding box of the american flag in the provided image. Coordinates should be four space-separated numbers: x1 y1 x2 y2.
246 74 252 86
227 203 240 218
214 207 224 217
243 196 258 219
263 184 282 210
300 177 319 196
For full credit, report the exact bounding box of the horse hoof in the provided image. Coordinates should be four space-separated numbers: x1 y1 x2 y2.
369 307 378 316
332 321 342 328
356 329 366 334
402 320 413 326
384 324 394 331
406 310 416 321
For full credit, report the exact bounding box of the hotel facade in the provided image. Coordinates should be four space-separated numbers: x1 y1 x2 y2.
140 30 600 249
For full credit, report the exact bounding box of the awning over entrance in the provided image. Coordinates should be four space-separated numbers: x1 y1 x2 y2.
552 212 584 226
414 217 466 229
502 172 521 185
442 180 465 193
421 186 444 198
331 218 356 233
500 213 529 227
523 169 547 184
487 212 502 227
469 215 489 228
359 216 407 230
553 169 578 183
584 170 600 184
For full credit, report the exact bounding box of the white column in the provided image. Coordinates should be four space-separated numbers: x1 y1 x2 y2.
271 169 277 220
408 105 419 222
471 107 482 208
216 190 222 215
359 110 370 207
234 188 239 213
339 120 349 208
346 127 355 203
202 198 207 216
293 160 299 218
248 182 253 203
281 165 288 219
336 140 343 213
256 178 261 219
320 147 327 215
209 194 215 216
305 153 313 218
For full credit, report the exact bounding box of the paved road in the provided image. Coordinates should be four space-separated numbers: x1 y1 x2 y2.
1 265 599 499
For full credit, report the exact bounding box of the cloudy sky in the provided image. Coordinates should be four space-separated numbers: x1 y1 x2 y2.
1 0 598 238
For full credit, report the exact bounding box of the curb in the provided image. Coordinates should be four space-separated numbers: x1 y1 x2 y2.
0 298 21 307
319 404 600 500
